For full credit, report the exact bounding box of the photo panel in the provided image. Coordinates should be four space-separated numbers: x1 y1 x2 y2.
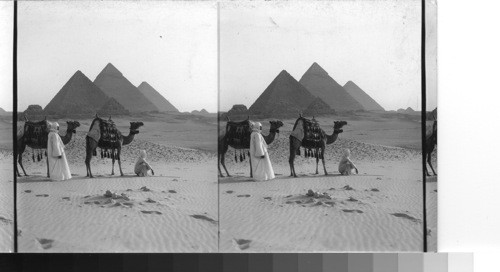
16 1 218 252
0 0 14 253
218 0 428 252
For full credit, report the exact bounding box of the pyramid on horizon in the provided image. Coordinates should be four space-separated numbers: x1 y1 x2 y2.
249 70 316 116
343 81 385 111
137 81 178 112
94 63 159 113
44 70 110 115
299 62 364 111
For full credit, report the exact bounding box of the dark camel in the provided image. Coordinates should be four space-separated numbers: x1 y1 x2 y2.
16 118 80 177
218 119 284 177
85 116 144 178
425 119 437 176
289 119 347 177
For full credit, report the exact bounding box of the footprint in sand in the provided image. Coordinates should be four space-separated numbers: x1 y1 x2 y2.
0 216 13 224
62 197 70 200
391 213 421 223
141 210 162 215
263 197 272 200
342 209 363 213
233 238 251 250
226 190 234 194
237 194 251 198
35 194 49 197
168 190 177 194
342 185 354 191
190 214 217 224
37 238 54 250
371 188 380 192
376 177 382 180
24 190 32 193
145 198 157 203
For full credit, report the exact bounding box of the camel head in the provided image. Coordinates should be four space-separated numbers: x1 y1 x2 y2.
129 122 144 135
66 121 80 133
269 120 284 133
333 121 348 133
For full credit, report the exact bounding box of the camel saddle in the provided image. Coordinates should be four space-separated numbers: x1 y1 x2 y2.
88 117 120 149
291 117 323 147
225 119 252 149
23 120 49 148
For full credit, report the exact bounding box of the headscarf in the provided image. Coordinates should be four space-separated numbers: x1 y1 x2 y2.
136 150 147 164
48 122 57 133
252 122 262 133
54 122 60 131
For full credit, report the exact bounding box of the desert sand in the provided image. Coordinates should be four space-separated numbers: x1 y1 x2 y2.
219 112 434 252
0 115 14 252
16 113 218 252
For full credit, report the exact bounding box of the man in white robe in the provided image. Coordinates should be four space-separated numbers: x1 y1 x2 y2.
250 122 275 181
47 122 71 181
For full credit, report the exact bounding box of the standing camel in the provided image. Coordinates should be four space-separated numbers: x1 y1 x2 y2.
218 118 283 177
85 115 144 178
289 116 347 177
425 119 437 176
16 118 80 177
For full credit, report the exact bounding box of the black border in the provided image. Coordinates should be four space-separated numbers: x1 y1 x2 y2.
421 0 428 252
12 0 18 253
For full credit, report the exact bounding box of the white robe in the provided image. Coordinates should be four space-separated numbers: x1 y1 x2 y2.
250 131 275 181
47 131 71 181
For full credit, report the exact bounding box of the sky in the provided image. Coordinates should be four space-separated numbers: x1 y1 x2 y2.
220 0 433 112
17 1 217 113
0 1 13 111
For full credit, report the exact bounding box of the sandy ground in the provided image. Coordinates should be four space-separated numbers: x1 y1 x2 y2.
219 113 435 252
0 116 14 252
16 115 218 252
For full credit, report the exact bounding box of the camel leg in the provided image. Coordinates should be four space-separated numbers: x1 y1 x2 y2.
218 154 224 177
220 145 231 177
315 153 319 175
427 152 437 176
322 148 328 176
85 137 94 178
17 153 28 177
288 137 298 177
111 156 115 176
117 149 124 176
249 153 253 178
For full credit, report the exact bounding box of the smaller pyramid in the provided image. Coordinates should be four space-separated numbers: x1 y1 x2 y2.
0 107 7 116
249 70 315 116
303 97 335 116
343 81 385 111
137 82 178 112
98 97 130 116
44 70 110 115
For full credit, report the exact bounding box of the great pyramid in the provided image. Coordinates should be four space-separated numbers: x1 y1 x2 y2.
137 81 178 112
94 63 158 113
44 70 110 115
343 81 385 111
249 70 315 116
299 62 364 111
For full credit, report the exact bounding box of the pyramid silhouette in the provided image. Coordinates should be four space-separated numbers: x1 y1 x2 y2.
137 81 178 112
44 70 110 115
343 81 385 111
299 63 364 111
98 97 130 116
303 97 335 116
249 70 316 116
94 63 159 113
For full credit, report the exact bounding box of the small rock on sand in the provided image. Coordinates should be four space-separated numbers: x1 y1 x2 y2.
342 185 354 190
168 190 177 194
233 238 251 250
37 238 54 250
237 194 251 198
342 209 363 213
24 190 32 193
140 186 151 192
